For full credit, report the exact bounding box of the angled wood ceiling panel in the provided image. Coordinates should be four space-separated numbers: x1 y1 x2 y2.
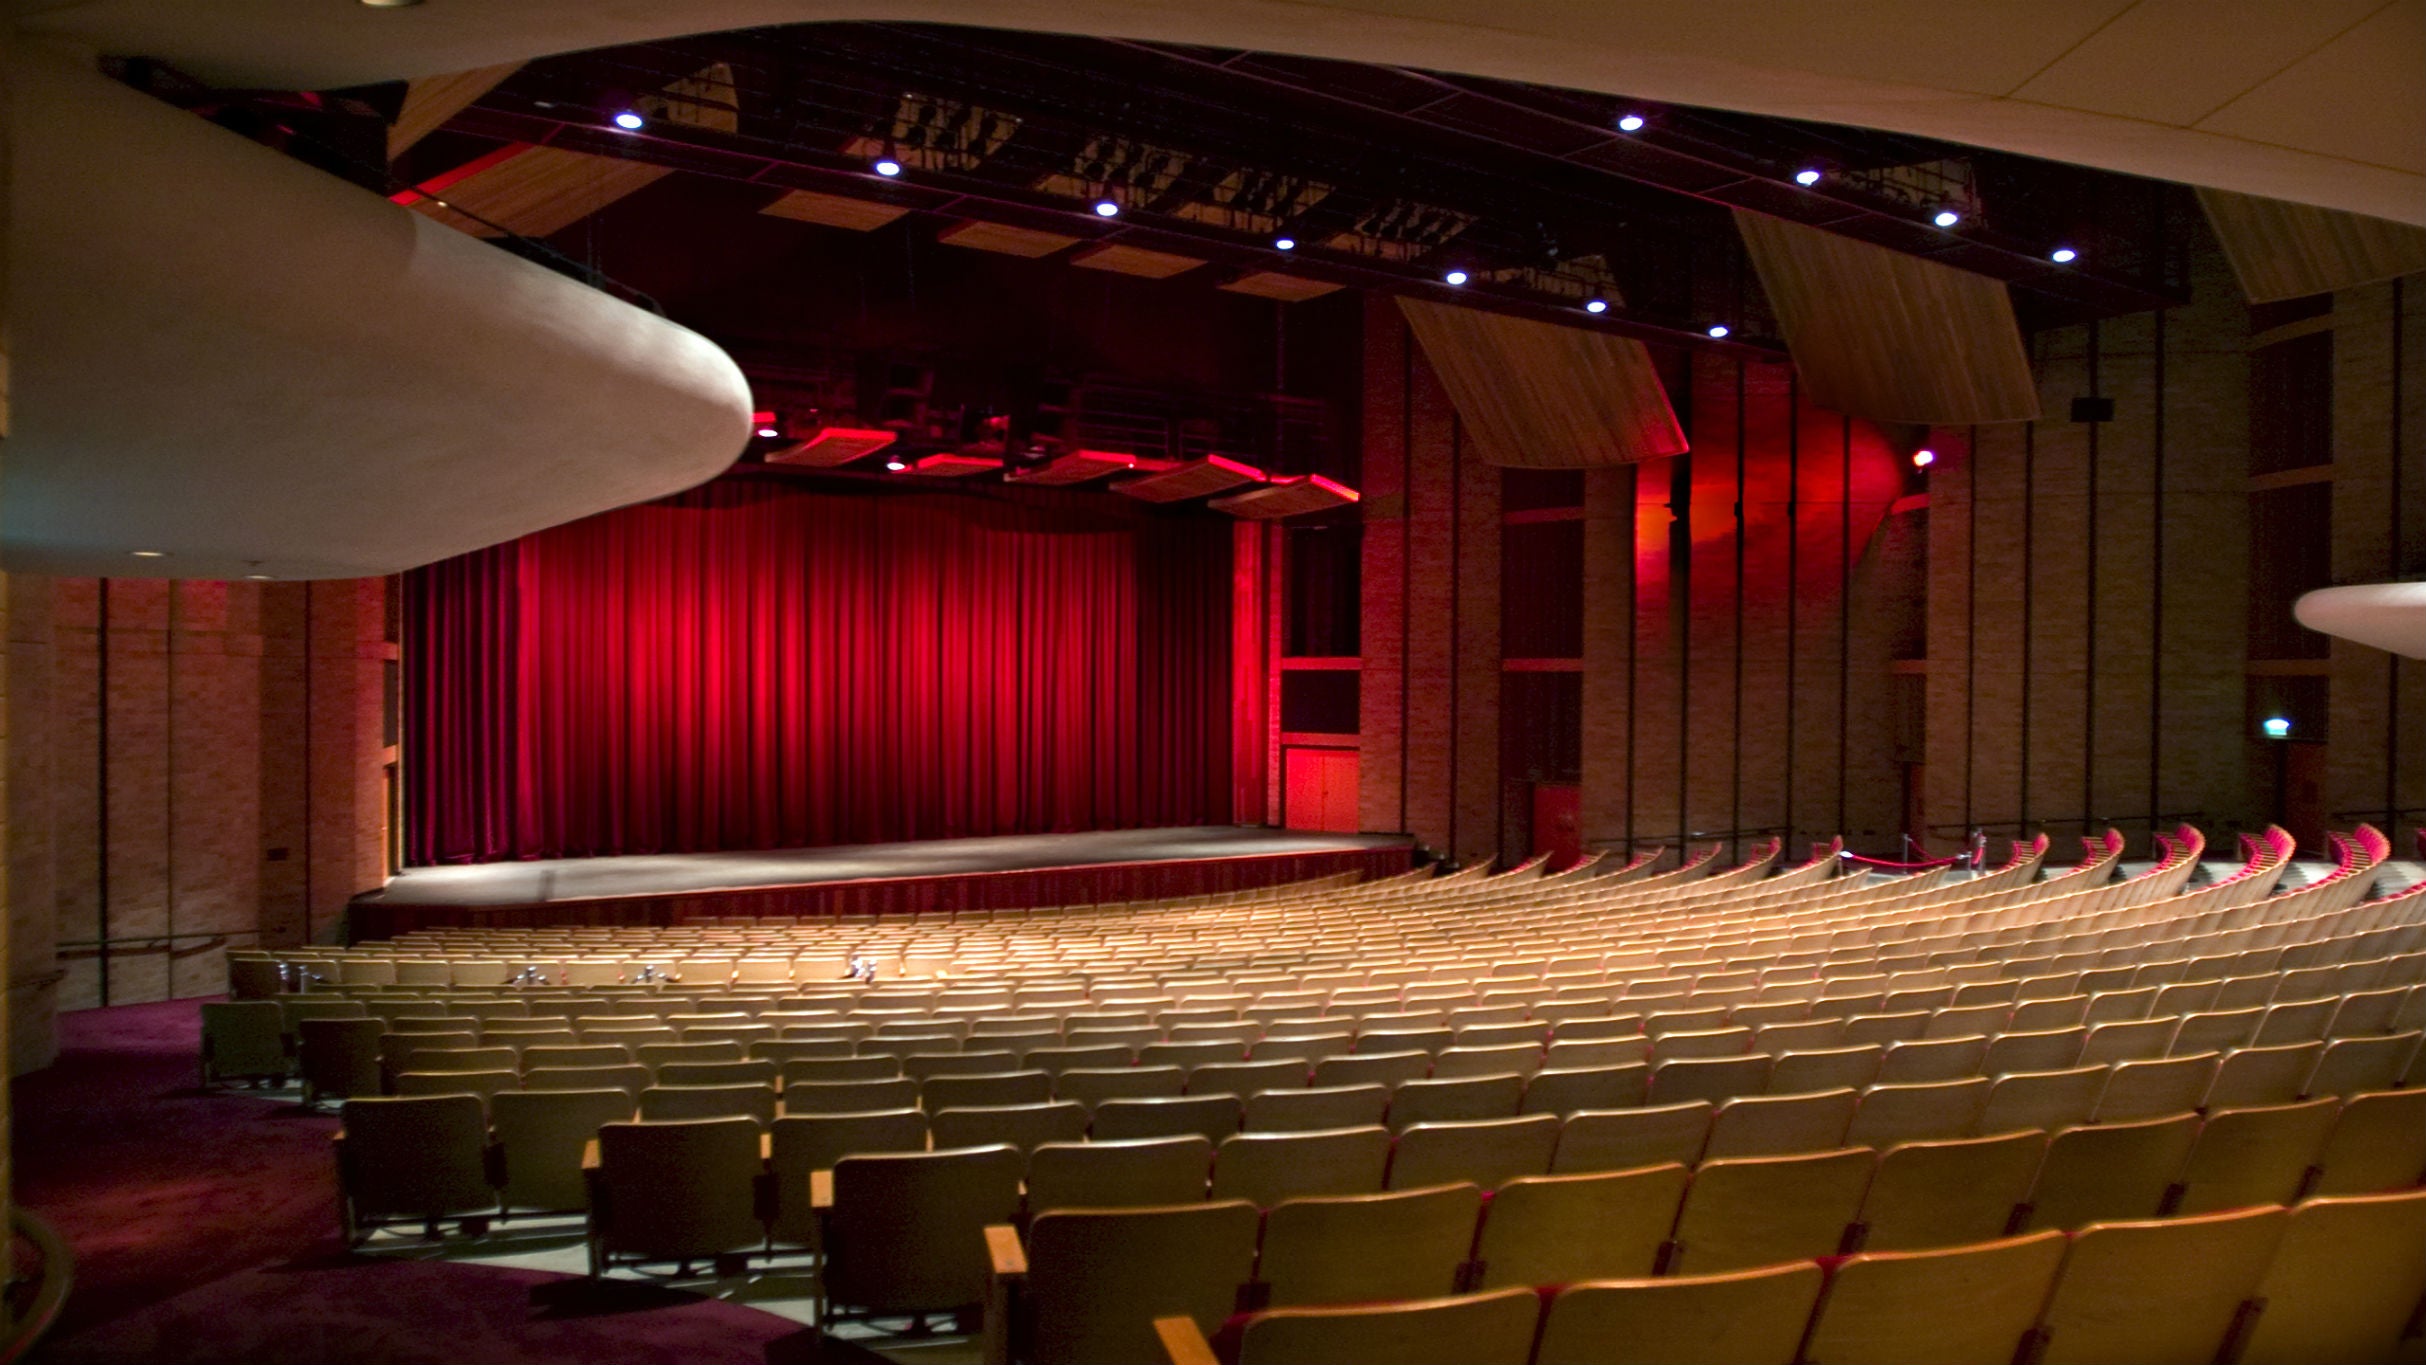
1735 209 2039 425
1395 297 1687 467
389 62 521 159
2197 188 2426 303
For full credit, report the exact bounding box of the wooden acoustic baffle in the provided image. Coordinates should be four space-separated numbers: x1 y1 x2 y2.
1734 209 2040 426
2197 188 2426 304
1394 298 1687 467
398 64 738 239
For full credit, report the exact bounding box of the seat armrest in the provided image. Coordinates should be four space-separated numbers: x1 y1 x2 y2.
984 1223 1027 1278
810 1169 834 1212
580 1138 601 1172
1155 1316 1220 1365
983 1223 1028 1365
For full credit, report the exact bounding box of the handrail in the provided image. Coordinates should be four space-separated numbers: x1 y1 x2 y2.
0 1207 74 1364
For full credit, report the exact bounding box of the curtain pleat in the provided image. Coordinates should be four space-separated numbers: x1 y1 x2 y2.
405 480 1235 864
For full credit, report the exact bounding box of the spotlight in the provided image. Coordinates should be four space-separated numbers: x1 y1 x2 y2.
246 573 275 581
1443 269 1469 286
1794 168 1822 186
756 425 780 439
1093 199 1120 217
884 457 909 472
130 549 166 558
2263 716 2292 739
1273 236 1296 251
2050 246 2078 264
1706 323 1730 339
611 110 645 132
1913 448 1937 469
872 157 903 177
1933 209 1961 228
1617 113 1646 132
1584 298 1609 314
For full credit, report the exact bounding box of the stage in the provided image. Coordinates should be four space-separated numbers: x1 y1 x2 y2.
348 827 1415 941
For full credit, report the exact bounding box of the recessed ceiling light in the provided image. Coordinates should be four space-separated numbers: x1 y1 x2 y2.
884 457 909 472
872 158 903 177
1794 168 1822 186
1584 298 1609 314
1912 448 1937 468
1617 113 1646 132
611 110 645 132
131 549 166 558
246 573 275 581
1706 324 1730 339
755 426 780 439
1933 209 1961 228
1443 269 1469 286
1273 236 1296 251
1093 199 1120 217
2050 246 2078 264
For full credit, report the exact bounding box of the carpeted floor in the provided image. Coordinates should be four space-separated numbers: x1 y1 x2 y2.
14 1000 847 1365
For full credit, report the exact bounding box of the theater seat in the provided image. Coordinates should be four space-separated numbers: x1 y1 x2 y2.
1533 1263 1822 1365
1799 1231 2066 1365
1017 1201 1260 1365
1210 1127 1391 1207
1255 1184 1483 1308
1472 1165 1687 1287
1226 1287 1542 1365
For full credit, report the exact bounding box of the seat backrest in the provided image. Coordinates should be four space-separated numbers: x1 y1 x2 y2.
1474 1165 1688 1288
1211 1127 1392 1206
2174 1097 2339 1215
902 1049 1021 1081
524 1064 650 1099
1552 1100 1714 1174
1543 1036 1652 1070
1982 1026 2087 1075
2079 1017 2181 1067
1854 1130 2046 1253
1388 1114 1560 1190
2303 1031 2422 1097
1056 1066 1187 1106
657 1059 777 1088
1256 1183 1484 1308
2309 1087 2426 1195
1534 1263 1823 1365
1647 1054 1772 1107
1520 1064 1649 1117
922 1070 1055 1112
1023 1045 1135 1076
1876 1035 1988 1085
1765 1045 1883 1096
1800 1231 2067 1365
1234 1287 1543 1365
1243 1083 1392 1133
1386 1075 1526 1131
1024 1201 1261 1365
2091 1052 2217 1122
2171 1007 2264 1056
1669 1147 1874 1274
2202 1041 2324 1110
201 1002 287 1077
929 1100 1092 1153
1188 1060 1308 1098
782 1077 920 1115
393 1068 518 1110
1977 1065 2107 1135
825 1145 1025 1314
490 1088 636 1212
635 1041 743 1068
781 1056 901 1084
1429 1044 1542 1079
2023 1112 2200 1231
338 1094 494 1218
595 1117 765 1260
2239 1187 2426 1365
638 1082 776 1125
1843 1077 1988 1149
521 1044 633 1071
1314 1051 1432 1089
1026 1136 1212 1215
1091 1094 1244 1146
1704 1089 1857 1160
2034 1206 2286 1365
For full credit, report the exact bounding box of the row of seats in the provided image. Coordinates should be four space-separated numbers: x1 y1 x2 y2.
1122 1189 2426 1365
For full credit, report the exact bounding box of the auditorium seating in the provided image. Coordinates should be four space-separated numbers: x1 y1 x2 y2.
262 823 2426 1357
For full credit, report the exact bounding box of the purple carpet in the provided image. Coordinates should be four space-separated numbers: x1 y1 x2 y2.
14 1000 849 1365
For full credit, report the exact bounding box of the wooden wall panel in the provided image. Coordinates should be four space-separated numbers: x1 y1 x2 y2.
388 63 521 159
1735 209 2040 426
1394 298 1686 467
2200 189 2426 304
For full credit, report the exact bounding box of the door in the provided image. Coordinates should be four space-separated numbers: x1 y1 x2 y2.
1283 747 1360 833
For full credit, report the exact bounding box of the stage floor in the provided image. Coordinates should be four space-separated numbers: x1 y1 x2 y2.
375 827 1411 906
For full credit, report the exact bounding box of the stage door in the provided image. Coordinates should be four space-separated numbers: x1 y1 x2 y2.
1283 747 1360 833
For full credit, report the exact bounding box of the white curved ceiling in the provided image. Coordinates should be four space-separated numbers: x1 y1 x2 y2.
18 0 2425 224
2297 583 2426 659
4 43 752 579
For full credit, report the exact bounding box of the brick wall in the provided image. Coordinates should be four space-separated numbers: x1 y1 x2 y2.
5 575 394 1071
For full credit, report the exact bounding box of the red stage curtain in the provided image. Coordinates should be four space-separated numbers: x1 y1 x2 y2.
406 477 1236 863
